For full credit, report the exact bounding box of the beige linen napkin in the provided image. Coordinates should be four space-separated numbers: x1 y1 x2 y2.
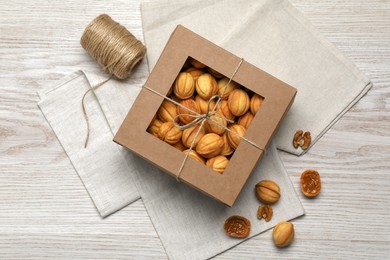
141 0 372 155
132 143 303 260
38 71 143 217
38 68 304 260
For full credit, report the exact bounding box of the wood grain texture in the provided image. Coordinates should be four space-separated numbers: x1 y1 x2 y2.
0 0 389 259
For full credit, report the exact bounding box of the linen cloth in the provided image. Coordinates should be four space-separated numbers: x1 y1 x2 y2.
141 0 372 155
38 69 304 259
38 71 143 217
37 0 371 258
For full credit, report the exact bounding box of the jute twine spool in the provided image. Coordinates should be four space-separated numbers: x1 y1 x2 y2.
80 14 146 148
80 14 146 79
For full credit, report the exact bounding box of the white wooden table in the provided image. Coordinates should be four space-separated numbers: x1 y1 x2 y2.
1 0 389 258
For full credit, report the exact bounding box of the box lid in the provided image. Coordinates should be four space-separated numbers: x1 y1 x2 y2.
114 25 296 206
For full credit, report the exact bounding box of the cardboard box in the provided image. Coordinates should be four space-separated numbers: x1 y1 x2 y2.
114 25 296 206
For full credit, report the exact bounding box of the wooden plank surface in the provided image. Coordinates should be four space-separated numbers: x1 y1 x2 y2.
1 0 389 259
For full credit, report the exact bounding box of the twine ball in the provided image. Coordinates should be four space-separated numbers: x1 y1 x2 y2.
80 14 146 79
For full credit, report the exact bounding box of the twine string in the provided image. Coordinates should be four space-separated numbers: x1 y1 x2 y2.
177 119 208 181
82 75 113 148
211 59 244 114
144 58 265 181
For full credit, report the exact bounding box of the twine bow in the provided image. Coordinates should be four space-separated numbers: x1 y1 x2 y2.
144 58 264 181
172 94 235 130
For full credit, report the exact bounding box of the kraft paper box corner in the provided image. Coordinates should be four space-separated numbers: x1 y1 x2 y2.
114 25 296 206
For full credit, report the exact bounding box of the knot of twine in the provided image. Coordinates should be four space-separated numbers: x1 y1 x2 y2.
144 58 265 181
80 14 146 148
173 94 235 130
